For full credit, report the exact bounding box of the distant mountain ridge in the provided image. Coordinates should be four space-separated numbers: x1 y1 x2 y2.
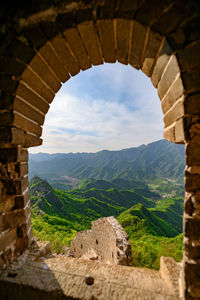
29 139 185 183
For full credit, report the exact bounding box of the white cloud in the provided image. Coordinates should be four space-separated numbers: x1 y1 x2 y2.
30 63 163 153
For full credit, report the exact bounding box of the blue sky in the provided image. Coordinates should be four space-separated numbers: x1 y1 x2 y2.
30 62 163 153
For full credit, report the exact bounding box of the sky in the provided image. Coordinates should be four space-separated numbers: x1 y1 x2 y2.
30 62 163 154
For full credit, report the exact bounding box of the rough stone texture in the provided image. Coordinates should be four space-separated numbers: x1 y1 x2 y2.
0 145 32 270
63 28 91 70
157 55 180 100
78 21 103 66
151 41 172 87
115 18 131 65
70 217 132 266
129 20 147 69
142 30 164 77
96 19 116 63
160 256 182 296
161 76 184 114
0 241 180 300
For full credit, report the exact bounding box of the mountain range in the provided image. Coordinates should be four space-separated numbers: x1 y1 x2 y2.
29 139 185 185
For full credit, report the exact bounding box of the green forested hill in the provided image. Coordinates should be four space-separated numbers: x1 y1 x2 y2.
30 176 183 269
29 139 185 184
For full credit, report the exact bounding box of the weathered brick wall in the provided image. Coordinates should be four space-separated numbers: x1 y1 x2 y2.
70 217 132 266
0 146 32 269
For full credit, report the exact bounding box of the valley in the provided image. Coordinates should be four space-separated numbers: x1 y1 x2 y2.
29 140 184 270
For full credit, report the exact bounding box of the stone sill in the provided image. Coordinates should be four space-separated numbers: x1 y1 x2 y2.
0 241 180 300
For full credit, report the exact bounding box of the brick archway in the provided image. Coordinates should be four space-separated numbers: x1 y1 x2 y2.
0 1 199 298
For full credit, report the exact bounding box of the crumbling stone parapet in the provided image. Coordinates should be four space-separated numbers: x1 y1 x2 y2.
70 216 132 266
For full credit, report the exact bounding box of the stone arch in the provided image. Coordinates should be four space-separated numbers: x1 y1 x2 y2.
0 1 199 299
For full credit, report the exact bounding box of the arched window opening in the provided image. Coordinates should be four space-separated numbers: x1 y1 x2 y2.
29 63 184 270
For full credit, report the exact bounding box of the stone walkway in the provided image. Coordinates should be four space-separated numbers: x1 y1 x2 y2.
0 241 181 300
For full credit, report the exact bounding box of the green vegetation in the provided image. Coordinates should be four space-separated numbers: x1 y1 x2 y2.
117 205 183 269
29 140 185 184
30 176 183 268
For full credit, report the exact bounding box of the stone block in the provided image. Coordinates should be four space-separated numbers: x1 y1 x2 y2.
184 216 200 240
151 3 188 35
186 166 200 175
175 118 185 144
50 34 80 76
78 21 103 66
63 27 91 70
57 11 75 31
13 112 42 137
191 190 200 217
0 56 26 77
184 192 194 216
0 229 17 252
116 0 142 18
169 16 200 51
0 177 28 196
0 75 18 94
158 55 180 100
130 20 147 69
0 146 26 163
14 189 30 210
161 75 184 114
0 162 27 180
76 7 93 24
0 195 15 213
96 19 116 63
25 132 42 148
0 208 28 232
185 173 200 192
163 97 185 127
160 256 181 295
185 241 200 260
0 111 14 127
151 41 172 87
163 119 185 144
177 40 200 72
7 38 35 64
142 30 164 77
18 163 28 178
115 19 131 65
96 0 115 19
22 67 55 103
137 0 174 27
18 148 28 163
182 67 200 94
29 53 61 93
15 236 29 254
16 82 50 113
39 41 70 83
11 128 26 146
186 143 200 166
163 124 175 143
185 94 200 115
0 92 13 110
24 24 48 50
184 260 200 298
14 96 45 125
188 123 200 145
40 20 60 40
